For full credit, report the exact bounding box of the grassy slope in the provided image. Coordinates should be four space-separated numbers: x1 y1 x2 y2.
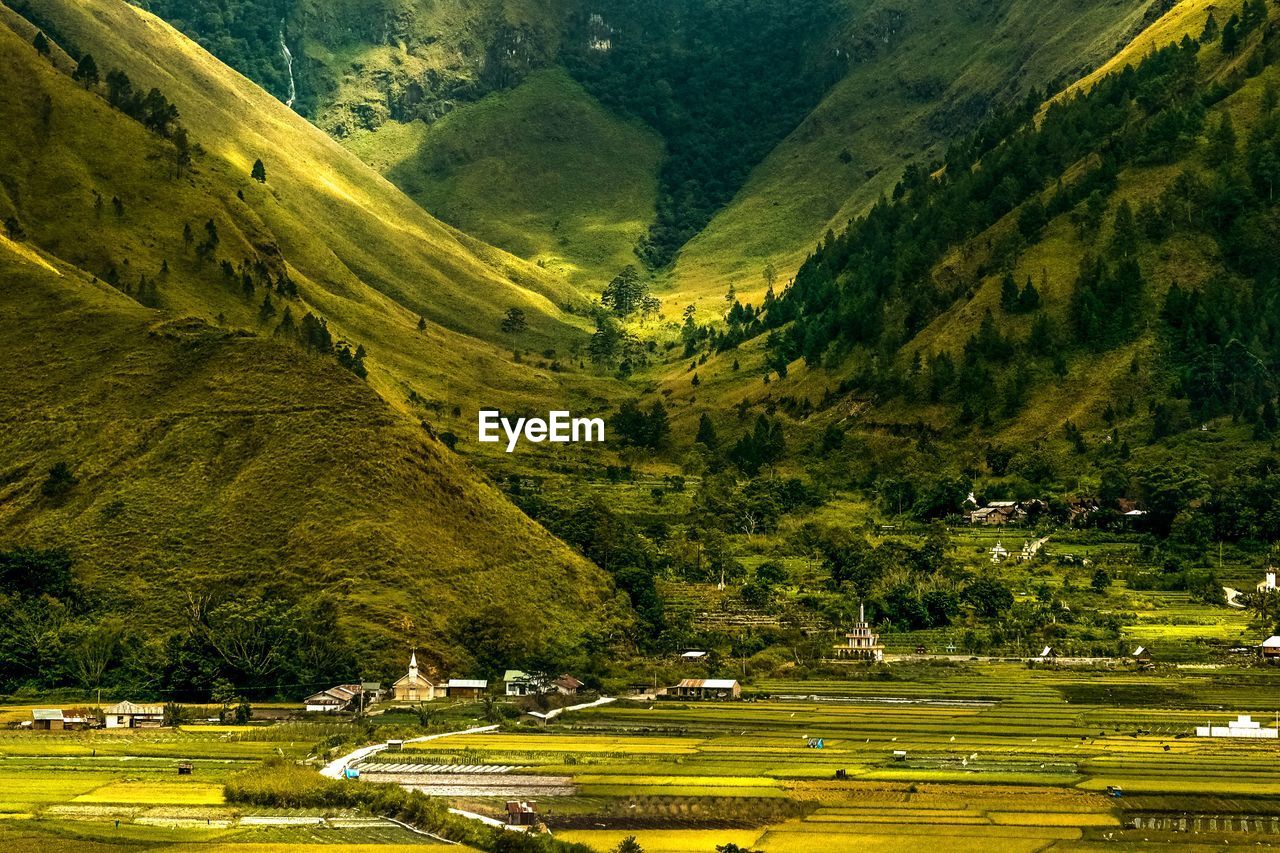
9 0 621 424
667 0 1162 316
889 0 1247 451
0 11 618 664
346 67 663 292
0 252 617 668
661 0 1273 481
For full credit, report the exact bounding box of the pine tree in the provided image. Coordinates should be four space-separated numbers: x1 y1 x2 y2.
1206 113 1237 167
1110 200 1140 258
275 307 297 339
1018 279 1041 312
32 31 49 57
173 126 192 174
500 307 527 334
259 293 276 322
695 413 719 449
251 159 267 183
417 316 427 332
1200 11 1219 43
1222 14 1242 55
72 54 99 87
999 272 1019 312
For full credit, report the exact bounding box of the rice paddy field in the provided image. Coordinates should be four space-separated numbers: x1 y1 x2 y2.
3 662 1280 850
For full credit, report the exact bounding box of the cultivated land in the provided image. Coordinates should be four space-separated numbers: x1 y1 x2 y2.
4 661 1280 851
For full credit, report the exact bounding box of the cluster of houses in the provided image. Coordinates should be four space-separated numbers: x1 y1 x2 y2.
302 653 587 713
968 499 1033 526
967 496 1149 526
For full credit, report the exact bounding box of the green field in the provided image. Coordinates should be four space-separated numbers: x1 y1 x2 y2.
4 661 1280 850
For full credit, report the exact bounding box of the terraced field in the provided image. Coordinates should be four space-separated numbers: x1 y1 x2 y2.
4 665 1280 850
392 663 1280 849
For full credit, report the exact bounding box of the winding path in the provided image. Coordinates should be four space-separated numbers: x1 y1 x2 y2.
319 724 500 780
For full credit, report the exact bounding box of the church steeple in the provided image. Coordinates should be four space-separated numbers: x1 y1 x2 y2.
408 649 418 680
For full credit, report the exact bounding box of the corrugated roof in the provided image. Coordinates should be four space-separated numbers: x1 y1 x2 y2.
503 670 531 682
104 701 165 715
676 679 738 689
448 679 488 688
32 709 63 720
1263 636 1280 648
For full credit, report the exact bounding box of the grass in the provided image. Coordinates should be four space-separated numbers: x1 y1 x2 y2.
0 247 614 664
347 68 663 293
665 0 1160 315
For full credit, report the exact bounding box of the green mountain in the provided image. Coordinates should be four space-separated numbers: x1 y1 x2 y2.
7 0 1280 701
133 0 1164 306
663 0 1280 542
0 1 620 688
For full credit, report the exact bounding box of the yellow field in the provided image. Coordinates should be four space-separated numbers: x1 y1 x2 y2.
72 781 226 806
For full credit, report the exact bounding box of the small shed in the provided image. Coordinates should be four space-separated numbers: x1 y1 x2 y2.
31 709 65 731
669 678 741 700
1131 646 1152 663
1262 636 1280 660
505 800 538 826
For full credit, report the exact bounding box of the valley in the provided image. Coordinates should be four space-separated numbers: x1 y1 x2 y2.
3 0 1280 849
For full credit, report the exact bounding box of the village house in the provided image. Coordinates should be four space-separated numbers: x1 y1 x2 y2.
103 701 165 728
1068 498 1100 525
969 501 1025 526
831 603 884 662
304 684 363 713
669 678 741 700
30 709 93 730
446 679 488 699
1262 636 1280 660
503 670 545 696
1258 571 1277 593
391 651 441 702
1131 646 1152 663
554 674 583 696
504 671 584 697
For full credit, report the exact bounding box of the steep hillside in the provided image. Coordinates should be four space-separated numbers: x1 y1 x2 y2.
6 0 616 423
0 252 617 679
668 0 1169 312
663 0 1280 536
0 5 622 686
126 0 1172 316
346 67 662 290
